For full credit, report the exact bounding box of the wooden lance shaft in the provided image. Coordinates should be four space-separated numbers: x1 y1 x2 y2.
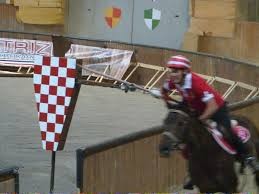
76 64 150 93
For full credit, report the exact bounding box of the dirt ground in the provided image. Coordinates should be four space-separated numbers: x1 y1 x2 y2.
0 78 257 193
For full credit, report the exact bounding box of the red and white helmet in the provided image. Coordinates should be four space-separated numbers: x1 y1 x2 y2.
166 55 191 69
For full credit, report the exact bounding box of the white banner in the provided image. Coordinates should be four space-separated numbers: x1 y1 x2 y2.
0 38 52 67
0 38 133 79
66 44 133 80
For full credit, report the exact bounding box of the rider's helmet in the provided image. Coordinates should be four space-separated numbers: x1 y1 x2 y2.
166 55 191 70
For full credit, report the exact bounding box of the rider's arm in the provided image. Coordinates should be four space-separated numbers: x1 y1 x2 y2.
192 75 220 121
199 97 219 121
161 80 174 101
161 87 171 101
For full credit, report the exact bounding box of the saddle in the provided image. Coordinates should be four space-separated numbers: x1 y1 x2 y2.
207 120 251 155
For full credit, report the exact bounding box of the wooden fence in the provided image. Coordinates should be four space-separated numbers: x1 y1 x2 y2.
76 126 186 192
0 166 19 193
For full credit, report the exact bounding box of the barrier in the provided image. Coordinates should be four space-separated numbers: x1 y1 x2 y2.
0 166 19 193
76 126 186 192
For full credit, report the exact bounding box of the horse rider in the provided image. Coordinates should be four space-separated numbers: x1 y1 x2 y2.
161 55 259 190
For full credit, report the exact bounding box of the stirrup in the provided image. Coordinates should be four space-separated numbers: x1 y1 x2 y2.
245 156 259 173
245 156 255 163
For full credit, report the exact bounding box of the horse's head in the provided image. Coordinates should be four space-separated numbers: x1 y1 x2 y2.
159 108 192 157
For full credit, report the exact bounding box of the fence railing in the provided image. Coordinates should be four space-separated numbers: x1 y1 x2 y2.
0 166 19 193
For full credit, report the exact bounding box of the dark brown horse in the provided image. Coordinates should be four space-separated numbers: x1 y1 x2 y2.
159 107 259 193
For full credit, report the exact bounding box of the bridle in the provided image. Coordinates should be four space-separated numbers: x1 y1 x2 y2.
168 109 189 118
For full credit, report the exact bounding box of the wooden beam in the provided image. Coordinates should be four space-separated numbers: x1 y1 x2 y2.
223 82 237 99
122 63 139 81
181 32 199 52
97 65 110 83
5 0 14 4
144 70 160 89
14 0 62 7
14 0 38 7
39 0 62 8
228 96 259 111
189 17 235 38
236 81 257 91
137 63 165 71
253 89 259 97
236 82 257 100
194 0 236 19
149 69 168 89
244 88 257 100
16 7 64 24
214 76 235 85
189 0 195 17
196 73 213 83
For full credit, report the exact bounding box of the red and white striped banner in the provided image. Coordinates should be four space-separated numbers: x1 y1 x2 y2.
33 55 77 151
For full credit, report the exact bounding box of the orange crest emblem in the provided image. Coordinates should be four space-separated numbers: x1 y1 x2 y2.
104 7 122 28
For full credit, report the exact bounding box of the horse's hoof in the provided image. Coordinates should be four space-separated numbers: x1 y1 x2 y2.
159 150 170 158
239 167 244 174
183 180 194 190
255 172 259 187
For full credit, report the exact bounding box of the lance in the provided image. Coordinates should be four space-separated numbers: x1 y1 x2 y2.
76 64 182 104
77 64 149 92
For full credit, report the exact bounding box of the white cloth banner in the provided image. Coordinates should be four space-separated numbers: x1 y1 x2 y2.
66 44 133 80
0 38 52 67
0 38 133 79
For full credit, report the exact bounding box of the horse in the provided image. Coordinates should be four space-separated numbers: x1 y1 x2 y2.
159 106 259 193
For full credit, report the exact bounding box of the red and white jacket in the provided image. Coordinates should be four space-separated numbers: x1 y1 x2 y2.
162 72 225 115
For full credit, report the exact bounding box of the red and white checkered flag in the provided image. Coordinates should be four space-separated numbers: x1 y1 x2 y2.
33 55 77 151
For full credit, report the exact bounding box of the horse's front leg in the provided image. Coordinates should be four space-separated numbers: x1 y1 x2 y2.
214 160 238 193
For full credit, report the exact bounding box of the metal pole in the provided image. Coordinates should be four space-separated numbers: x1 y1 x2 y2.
50 151 56 193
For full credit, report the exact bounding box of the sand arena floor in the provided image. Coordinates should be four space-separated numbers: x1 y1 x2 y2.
0 78 257 193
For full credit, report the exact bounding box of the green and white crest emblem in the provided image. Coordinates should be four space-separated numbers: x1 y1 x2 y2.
144 8 161 30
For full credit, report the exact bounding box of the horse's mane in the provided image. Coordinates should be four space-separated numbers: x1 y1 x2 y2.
185 114 214 149
168 106 220 153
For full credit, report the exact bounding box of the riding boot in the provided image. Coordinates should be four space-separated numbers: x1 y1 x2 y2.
183 177 194 190
244 156 259 174
227 131 259 173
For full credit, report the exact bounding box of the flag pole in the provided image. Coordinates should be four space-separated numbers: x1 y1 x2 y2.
48 35 73 193
50 151 56 193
